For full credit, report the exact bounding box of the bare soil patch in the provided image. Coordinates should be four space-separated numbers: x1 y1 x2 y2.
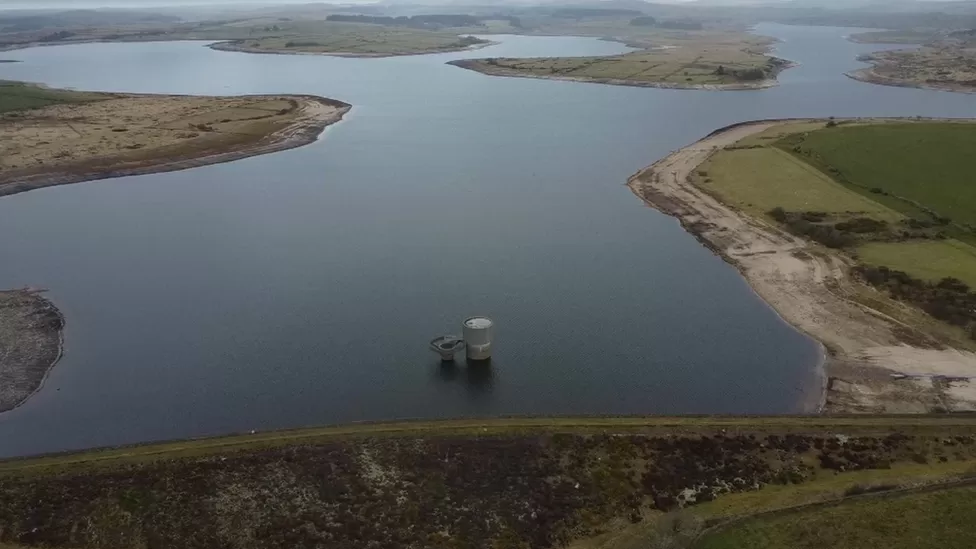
0 92 350 196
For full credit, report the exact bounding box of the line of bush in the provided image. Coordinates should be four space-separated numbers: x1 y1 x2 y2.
854 265 976 335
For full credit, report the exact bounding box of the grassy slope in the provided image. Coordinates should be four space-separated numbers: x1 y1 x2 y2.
698 147 901 221
0 80 103 113
859 240 976 288
3 417 976 549
696 119 976 346
10 415 976 473
701 121 976 285
699 484 976 549
793 123 976 229
781 122 976 280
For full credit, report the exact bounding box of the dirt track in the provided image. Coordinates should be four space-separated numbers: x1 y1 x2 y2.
627 122 976 413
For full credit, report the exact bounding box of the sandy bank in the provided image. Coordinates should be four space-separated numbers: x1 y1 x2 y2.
447 58 792 90
0 289 64 413
0 93 350 196
627 121 976 414
846 67 976 95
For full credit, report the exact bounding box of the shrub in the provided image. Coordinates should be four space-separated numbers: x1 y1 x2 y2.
835 217 887 234
734 68 766 81
768 207 788 223
844 483 897 496
285 41 321 48
856 266 976 327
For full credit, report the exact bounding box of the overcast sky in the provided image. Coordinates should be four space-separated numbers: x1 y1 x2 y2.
0 0 377 9
0 0 963 11
1 0 692 10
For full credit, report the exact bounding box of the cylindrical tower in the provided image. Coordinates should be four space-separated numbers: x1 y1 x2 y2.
462 316 493 361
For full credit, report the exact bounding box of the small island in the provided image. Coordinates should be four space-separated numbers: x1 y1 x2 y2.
0 81 351 196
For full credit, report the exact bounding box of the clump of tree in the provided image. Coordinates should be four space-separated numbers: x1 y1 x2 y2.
854 265 976 334
734 67 767 81
551 8 642 18
630 16 658 26
284 41 322 48
768 207 857 248
713 66 767 81
38 30 74 42
658 20 704 30
455 35 488 47
835 217 887 234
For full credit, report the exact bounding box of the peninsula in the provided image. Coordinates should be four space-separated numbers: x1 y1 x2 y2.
629 119 976 414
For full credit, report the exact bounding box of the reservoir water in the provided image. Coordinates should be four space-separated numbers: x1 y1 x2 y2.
0 24 973 457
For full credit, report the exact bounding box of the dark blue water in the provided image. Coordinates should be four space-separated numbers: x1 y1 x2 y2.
0 25 972 458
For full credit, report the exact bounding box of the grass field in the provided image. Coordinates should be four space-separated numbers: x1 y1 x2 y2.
700 119 976 342
0 80 102 113
699 484 976 549
858 240 976 287
785 123 976 230
696 146 901 222
3 417 976 549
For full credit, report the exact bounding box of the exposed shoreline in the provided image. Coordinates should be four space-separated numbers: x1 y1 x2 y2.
626 119 976 413
0 94 351 197
846 66 976 95
0 289 64 413
447 58 795 91
208 38 496 58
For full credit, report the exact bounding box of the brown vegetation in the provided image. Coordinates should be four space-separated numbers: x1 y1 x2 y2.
0 91 350 196
3 422 976 549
